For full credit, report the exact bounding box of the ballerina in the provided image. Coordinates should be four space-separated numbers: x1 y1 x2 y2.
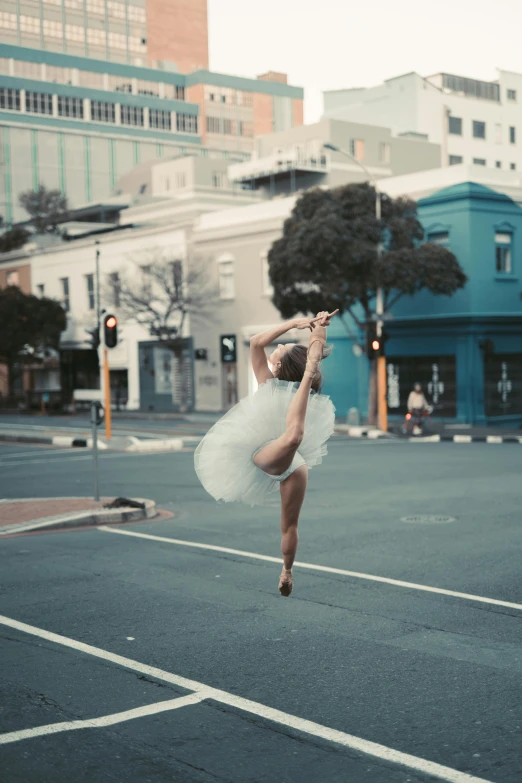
194 310 338 596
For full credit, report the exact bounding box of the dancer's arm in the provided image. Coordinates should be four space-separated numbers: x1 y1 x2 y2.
250 317 319 384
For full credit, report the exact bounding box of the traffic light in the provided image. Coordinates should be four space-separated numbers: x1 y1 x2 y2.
104 314 118 349
365 323 388 359
85 326 100 349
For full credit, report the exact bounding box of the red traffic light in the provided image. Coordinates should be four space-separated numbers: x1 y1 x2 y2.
104 314 118 349
371 339 380 351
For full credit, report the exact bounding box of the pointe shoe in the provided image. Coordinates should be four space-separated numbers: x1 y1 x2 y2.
279 567 293 597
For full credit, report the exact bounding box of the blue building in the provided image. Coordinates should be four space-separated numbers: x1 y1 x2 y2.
323 181 522 426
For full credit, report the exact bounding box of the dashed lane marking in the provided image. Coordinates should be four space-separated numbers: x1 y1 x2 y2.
0 614 493 783
99 527 522 613
0 693 208 745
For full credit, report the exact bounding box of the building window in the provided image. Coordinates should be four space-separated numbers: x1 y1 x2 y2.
495 233 512 274
108 31 127 50
0 88 21 111
212 171 226 189
511 163 517 170
57 96 84 119
60 277 70 312
149 108 171 131
37 284 45 297
108 75 132 93
87 0 105 14
20 15 41 35
0 11 17 31
6 270 19 287
176 173 186 189
128 4 146 22
43 19 63 38
349 138 365 161
448 116 462 135
217 255 235 300
13 60 41 79
91 100 116 123
109 272 120 307
206 116 220 134
473 158 486 166
85 274 95 310
510 126 516 144
107 1 126 19
507 89 517 101
78 70 104 89
137 79 160 97
449 155 463 165
47 65 74 84
379 142 391 164
496 161 502 168
121 105 144 127
25 91 54 115
428 232 449 246
176 113 198 134
87 28 106 46
261 250 273 296
473 120 486 139
495 123 502 144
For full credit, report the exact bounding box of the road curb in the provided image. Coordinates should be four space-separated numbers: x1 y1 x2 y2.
0 497 156 536
334 425 388 439
409 434 522 444
0 433 100 448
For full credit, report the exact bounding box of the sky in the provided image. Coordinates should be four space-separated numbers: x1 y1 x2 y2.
207 0 522 123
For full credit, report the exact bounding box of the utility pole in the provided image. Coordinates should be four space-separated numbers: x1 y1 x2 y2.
95 241 111 440
323 142 388 431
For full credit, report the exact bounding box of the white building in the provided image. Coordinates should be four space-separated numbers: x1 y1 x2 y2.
324 70 522 172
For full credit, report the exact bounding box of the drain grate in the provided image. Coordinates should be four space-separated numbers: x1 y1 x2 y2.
401 515 456 524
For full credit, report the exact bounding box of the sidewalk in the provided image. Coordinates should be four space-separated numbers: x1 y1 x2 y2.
0 497 156 536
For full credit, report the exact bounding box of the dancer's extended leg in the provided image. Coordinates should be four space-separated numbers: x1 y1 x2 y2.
278 465 308 597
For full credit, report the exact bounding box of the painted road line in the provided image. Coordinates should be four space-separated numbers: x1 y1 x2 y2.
100 527 522 613
0 692 207 745
0 615 493 783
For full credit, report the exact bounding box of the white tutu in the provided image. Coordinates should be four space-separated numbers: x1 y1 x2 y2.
194 379 336 507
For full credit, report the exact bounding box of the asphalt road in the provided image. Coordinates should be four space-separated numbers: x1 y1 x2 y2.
1 439 521 783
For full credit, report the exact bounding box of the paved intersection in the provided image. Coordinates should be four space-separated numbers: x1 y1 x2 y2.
0 439 521 782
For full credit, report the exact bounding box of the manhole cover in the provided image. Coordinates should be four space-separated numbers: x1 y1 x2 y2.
401 515 456 524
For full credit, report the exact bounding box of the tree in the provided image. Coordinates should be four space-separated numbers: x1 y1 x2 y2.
109 251 219 412
19 185 68 234
0 216 30 253
268 183 468 422
0 286 67 400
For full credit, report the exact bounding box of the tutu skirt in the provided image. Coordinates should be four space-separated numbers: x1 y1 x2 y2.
194 379 335 507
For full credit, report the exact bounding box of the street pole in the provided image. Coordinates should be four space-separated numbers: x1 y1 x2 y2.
91 400 100 501
104 347 112 439
323 143 388 430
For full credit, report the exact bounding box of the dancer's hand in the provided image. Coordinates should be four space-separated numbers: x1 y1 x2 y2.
294 316 321 331
315 309 339 327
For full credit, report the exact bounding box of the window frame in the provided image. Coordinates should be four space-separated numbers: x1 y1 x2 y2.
472 120 486 140
495 231 514 276
448 116 462 136
217 254 235 301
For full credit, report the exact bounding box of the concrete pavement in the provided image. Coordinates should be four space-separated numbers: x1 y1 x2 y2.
0 439 521 782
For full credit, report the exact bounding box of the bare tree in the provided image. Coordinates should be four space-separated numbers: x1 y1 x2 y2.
107 249 218 412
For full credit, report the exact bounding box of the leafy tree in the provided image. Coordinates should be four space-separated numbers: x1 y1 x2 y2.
0 216 29 253
0 286 66 399
19 184 68 234
268 183 468 422
108 251 218 412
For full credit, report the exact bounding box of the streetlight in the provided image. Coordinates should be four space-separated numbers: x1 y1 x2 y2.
323 142 387 431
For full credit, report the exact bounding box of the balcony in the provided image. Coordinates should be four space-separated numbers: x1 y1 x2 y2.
228 150 329 186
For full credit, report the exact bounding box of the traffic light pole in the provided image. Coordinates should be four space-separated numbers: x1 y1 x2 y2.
103 348 112 440
91 400 100 501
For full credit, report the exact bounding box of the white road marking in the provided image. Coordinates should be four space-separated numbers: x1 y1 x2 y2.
0 692 207 745
0 448 77 459
100 527 522 613
453 435 473 443
0 614 492 783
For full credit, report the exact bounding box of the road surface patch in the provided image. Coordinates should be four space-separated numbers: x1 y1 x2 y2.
0 614 494 783
99 526 522 613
